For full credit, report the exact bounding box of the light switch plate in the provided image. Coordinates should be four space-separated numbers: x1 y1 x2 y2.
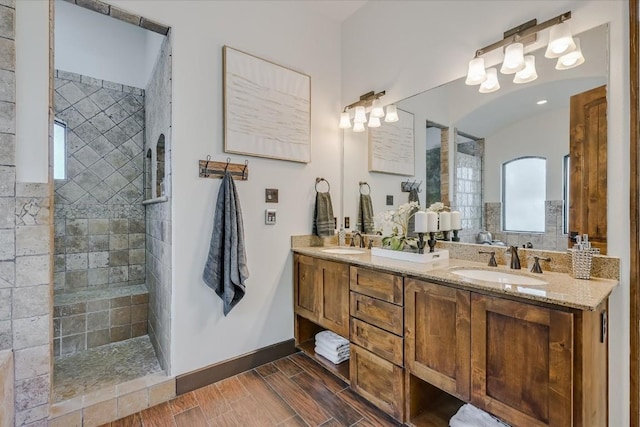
386 195 394 206
265 188 278 203
265 209 276 225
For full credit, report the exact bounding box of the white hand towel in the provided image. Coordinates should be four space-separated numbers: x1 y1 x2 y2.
315 330 349 350
450 404 511 427
314 346 350 364
315 341 350 358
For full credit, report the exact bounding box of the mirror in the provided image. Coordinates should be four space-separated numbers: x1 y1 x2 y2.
343 23 608 252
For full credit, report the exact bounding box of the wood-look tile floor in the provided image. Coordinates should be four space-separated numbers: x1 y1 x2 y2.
101 352 402 427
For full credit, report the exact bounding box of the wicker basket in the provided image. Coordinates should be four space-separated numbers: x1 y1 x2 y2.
570 248 599 279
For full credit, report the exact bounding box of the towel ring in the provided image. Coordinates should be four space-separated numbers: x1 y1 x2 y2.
359 181 371 195
315 177 330 193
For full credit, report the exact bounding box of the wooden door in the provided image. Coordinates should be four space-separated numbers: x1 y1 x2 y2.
569 85 607 254
405 278 470 401
471 294 573 427
317 259 349 338
293 254 319 322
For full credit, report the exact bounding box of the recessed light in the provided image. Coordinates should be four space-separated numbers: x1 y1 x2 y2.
536 99 548 105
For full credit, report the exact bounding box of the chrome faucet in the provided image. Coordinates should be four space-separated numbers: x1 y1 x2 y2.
507 246 521 269
351 231 365 248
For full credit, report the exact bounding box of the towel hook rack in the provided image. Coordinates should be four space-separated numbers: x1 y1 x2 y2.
198 156 249 181
315 177 330 193
358 181 371 195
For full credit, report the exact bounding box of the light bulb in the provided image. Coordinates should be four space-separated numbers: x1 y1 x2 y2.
513 55 538 84
371 99 385 118
465 57 487 85
500 43 525 74
353 122 365 132
479 68 500 93
556 37 585 70
545 22 576 58
368 115 381 128
339 111 351 129
354 106 367 123
385 104 399 122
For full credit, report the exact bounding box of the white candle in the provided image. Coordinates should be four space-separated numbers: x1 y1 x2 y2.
439 212 451 231
414 211 428 233
450 211 461 230
426 212 438 232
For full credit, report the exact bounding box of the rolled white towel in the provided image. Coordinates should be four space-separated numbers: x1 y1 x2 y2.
315 330 349 350
315 346 349 364
450 404 511 427
315 341 350 358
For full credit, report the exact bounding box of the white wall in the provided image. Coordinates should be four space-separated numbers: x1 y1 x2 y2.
104 0 343 376
484 108 569 202
342 1 629 426
54 0 164 89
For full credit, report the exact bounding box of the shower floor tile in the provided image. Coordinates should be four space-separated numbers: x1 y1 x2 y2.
53 335 162 403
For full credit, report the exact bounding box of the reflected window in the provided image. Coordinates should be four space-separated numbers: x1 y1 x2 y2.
502 157 546 232
53 120 66 180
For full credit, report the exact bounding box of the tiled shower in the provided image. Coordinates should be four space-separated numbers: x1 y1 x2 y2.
53 71 149 357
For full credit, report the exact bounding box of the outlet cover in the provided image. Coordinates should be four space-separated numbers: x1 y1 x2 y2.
265 188 278 203
265 209 276 224
386 195 394 205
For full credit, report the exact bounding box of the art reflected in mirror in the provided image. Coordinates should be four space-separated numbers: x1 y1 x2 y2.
343 23 608 254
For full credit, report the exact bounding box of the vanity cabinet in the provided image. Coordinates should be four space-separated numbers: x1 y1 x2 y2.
349 266 405 421
405 278 471 401
293 250 610 427
293 254 349 338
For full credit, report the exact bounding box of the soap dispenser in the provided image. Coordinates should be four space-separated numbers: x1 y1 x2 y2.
338 227 346 246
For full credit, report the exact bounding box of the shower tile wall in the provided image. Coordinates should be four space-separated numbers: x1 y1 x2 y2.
54 70 145 292
455 152 483 241
486 200 566 251
144 36 172 372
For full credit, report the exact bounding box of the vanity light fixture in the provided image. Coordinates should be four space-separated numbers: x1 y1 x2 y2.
465 11 583 93
339 90 399 131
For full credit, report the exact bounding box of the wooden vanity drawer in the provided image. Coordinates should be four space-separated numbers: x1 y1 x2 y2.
350 318 403 366
350 343 405 422
350 266 403 305
350 292 403 335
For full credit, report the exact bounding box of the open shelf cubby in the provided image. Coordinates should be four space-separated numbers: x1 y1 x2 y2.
406 373 465 427
294 315 350 383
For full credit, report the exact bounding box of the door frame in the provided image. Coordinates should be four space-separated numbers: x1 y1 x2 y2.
630 0 639 425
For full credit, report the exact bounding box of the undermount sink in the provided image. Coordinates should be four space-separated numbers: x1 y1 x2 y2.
321 248 365 255
451 269 547 286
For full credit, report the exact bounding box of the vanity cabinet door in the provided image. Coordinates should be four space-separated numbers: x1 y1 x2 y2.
404 278 470 401
470 294 573 427
350 343 405 421
316 259 350 338
294 254 320 322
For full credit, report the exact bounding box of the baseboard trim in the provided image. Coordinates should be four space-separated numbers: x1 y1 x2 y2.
175 339 296 395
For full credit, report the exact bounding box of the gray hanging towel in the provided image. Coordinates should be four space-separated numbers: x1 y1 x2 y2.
313 192 334 237
356 193 375 234
202 171 249 316
408 187 420 236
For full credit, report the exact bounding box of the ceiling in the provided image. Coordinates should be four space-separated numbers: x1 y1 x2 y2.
301 0 367 22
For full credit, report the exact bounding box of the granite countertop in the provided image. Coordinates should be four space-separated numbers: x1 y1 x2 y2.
292 246 618 311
